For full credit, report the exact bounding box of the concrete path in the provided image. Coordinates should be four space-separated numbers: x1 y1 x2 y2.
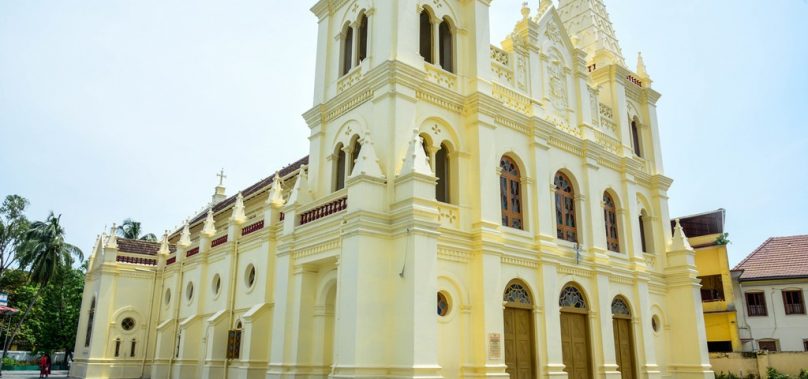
0 371 68 379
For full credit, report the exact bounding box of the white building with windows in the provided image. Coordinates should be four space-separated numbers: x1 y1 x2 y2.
70 1 714 378
732 235 808 353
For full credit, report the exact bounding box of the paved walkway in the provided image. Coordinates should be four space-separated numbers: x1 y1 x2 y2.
0 371 68 379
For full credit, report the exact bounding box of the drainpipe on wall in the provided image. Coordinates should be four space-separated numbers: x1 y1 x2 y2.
223 238 241 379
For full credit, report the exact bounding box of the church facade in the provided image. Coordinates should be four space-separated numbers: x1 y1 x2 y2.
69 1 714 378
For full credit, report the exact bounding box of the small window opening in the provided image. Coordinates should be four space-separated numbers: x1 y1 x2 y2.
438 20 454 73
631 120 642 157
419 11 433 63
358 14 368 63
435 144 450 203
342 27 354 75
114 338 121 357
130 339 136 357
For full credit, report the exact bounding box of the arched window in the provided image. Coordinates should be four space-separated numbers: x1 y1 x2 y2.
555 172 577 242
419 10 433 63
84 298 95 347
438 19 454 73
503 282 532 305
639 209 651 253
130 338 137 357
500 156 523 230
228 321 243 360
603 192 620 252
334 143 346 191
559 285 587 309
341 26 354 76
349 137 361 176
358 14 368 63
114 337 121 357
612 297 631 317
631 119 642 158
435 143 450 203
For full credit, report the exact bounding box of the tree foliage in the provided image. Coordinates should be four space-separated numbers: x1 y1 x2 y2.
0 195 30 281
117 218 157 242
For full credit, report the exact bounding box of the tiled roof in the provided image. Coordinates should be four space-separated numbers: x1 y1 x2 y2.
733 235 808 281
117 238 176 256
186 156 309 226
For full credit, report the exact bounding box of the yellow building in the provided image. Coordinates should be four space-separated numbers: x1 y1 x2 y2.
675 209 741 353
70 1 714 378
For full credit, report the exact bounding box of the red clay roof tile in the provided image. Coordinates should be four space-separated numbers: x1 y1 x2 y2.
733 235 808 281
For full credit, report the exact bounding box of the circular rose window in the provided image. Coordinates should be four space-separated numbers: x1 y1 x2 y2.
437 292 450 317
121 317 135 331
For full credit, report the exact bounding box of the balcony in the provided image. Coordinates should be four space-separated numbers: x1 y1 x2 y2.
299 196 348 226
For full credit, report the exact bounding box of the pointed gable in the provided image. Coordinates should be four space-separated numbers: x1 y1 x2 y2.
556 0 625 66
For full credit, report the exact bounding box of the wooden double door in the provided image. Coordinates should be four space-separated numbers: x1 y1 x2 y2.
612 317 636 379
560 311 591 379
503 307 535 379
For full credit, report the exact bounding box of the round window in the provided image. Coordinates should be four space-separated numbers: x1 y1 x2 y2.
212 274 221 295
651 315 660 332
121 317 135 331
245 265 256 288
437 291 450 317
164 288 171 305
186 282 194 302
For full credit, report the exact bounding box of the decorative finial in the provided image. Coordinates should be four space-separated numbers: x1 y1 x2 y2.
266 172 285 207
105 223 118 249
286 165 313 206
670 218 693 251
230 192 247 224
201 208 217 237
348 131 385 179
521 2 530 20
636 51 648 78
158 231 170 255
178 220 191 247
400 129 433 176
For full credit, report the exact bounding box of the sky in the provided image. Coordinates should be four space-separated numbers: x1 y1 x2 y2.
1 0 806 266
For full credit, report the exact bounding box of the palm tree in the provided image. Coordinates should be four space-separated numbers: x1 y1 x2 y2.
0 212 83 373
117 218 157 242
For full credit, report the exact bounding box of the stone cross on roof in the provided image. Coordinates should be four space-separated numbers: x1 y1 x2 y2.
217 168 227 186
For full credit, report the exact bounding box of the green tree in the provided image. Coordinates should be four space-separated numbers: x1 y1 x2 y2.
1 212 83 372
0 195 30 281
30 266 84 355
117 218 157 241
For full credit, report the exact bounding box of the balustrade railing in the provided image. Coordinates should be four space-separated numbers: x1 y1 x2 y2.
117 255 157 266
299 197 347 226
241 220 264 236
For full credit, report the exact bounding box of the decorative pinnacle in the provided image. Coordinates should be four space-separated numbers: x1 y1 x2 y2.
201 208 217 237
521 2 530 20
538 0 552 14
670 218 693 252
636 51 649 78
105 223 118 249
178 220 191 247
266 172 285 207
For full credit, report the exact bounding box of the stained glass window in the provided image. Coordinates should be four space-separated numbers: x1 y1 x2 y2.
503 283 531 305
227 324 242 360
554 172 577 242
559 286 586 309
611 298 630 316
500 156 523 230
603 192 620 252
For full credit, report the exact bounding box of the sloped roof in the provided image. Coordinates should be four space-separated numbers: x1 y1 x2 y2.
733 235 808 281
672 209 725 239
117 238 176 256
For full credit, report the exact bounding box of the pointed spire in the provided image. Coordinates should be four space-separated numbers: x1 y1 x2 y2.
557 0 625 66
348 132 385 179
521 2 531 20
105 224 118 249
201 208 217 237
158 231 171 256
670 219 693 251
266 172 285 207
636 51 649 78
538 0 552 15
178 220 192 247
400 129 433 176
286 165 313 206
230 192 247 224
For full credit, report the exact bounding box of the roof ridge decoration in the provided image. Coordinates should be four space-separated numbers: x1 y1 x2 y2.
556 0 625 66
348 131 385 179
105 224 118 249
399 129 433 176
201 208 216 238
265 172 286 207
670 219 693 252
158 232 171 256
287 164 313 206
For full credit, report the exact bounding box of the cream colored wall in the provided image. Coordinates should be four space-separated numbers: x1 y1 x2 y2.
710 352 808 378
734 278 808 352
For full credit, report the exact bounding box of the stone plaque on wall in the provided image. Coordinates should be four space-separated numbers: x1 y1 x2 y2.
488 333 501 359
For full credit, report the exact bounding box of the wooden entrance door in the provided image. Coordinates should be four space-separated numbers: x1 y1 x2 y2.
504 307 535 379
560 311 591 379
613 317 636 379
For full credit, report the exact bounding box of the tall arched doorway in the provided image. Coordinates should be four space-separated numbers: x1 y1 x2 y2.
611 297 636 379
503 281 536 379
559 284 592 379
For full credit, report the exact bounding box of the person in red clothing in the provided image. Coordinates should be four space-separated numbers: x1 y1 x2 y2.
38 353 50 378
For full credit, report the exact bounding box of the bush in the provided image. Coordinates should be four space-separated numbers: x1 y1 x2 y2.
1 356 18 368
767 367 790 379
716 372 741 379
798 369 807 379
